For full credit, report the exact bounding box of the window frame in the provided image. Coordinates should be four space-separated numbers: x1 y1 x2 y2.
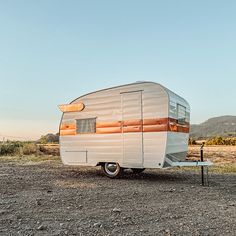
76 117 97 134
177 104 187 125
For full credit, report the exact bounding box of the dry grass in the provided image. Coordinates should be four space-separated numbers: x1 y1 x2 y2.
187 145 236 173
180 164 236 174
0 155 60 164
188 145 236 165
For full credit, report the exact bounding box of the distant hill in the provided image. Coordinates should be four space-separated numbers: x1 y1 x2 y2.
38 133 59 143
190 116 236 139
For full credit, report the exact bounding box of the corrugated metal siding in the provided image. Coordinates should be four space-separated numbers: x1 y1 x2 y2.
143 132 167 167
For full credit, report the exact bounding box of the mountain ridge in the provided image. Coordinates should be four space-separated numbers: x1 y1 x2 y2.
190 115 236 139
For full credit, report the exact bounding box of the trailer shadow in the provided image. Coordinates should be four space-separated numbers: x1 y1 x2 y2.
121 169 201 184
61 167 203 185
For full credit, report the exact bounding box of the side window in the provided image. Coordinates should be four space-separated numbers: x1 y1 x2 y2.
76 118 96 134
177 104 186 124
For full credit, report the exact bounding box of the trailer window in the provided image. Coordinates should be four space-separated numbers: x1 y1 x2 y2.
76 118 96 134
177 104 186 124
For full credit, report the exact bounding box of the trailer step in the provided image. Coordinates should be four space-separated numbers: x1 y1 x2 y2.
165 157 213 167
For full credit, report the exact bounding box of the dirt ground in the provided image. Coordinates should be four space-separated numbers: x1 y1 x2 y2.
0 155 235 236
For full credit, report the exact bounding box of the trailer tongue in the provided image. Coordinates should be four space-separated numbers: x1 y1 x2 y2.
165 144 213 186
165 158 213 167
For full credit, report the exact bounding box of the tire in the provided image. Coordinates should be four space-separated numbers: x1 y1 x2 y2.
101 162 123 178
131 168 145 174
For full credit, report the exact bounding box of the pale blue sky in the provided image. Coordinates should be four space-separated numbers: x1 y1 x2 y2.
0 0 235 140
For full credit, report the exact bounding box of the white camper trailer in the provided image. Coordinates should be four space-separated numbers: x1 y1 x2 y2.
59 82 210 178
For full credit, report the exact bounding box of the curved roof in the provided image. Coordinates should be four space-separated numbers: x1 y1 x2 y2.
69 81 189 108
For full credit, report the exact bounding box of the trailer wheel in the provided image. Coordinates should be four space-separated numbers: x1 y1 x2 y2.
131 168 145 174
101 162 123 178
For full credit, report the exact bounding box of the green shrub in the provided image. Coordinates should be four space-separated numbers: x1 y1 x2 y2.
0 141 39 156
22 143 37 155
205 136 236 146
0 141 22 156
0 141 59 156
38 145 59 156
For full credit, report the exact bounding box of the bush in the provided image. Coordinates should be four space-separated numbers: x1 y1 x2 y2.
0 141 39 156
205 137 236 146
0 141 22 156
0 141 59 156
189 138 197 145
38 145 59 156
22 143 37 155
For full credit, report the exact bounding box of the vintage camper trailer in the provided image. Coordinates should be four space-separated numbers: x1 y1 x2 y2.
59 82 210 178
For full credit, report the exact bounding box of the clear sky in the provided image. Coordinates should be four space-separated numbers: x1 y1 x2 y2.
0 0 235 140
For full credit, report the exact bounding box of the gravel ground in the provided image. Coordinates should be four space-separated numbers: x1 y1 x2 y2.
0 158 235 236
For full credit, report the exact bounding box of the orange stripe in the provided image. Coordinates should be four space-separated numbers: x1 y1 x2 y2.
143 118 168 125
123 119 142 126
123 125 142 133
96 127 122 134
59 118 189 135
60 129 76 136
177 125 190 133
60 123 76 130
143 124 168 132
96 121 121 128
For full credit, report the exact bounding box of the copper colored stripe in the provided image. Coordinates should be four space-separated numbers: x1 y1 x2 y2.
60 118 190 135
96 121 121 128
168 124 178 132
143 124 168 132
123 119 142 126
60 123 76 130
60 129 76 136
177 125 190 133
143 118 168 125
123 125 142 133
96 127 121 134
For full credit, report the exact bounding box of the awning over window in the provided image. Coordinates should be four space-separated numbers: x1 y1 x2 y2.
58 103 85 112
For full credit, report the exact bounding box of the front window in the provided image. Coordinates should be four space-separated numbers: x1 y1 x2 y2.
177 104 186 124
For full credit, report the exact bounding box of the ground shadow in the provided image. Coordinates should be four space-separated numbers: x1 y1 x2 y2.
60 167 207 185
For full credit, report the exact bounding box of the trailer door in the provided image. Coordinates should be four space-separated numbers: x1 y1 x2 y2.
121 91 143 167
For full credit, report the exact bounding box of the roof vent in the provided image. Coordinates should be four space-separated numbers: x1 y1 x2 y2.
135 80 147 83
